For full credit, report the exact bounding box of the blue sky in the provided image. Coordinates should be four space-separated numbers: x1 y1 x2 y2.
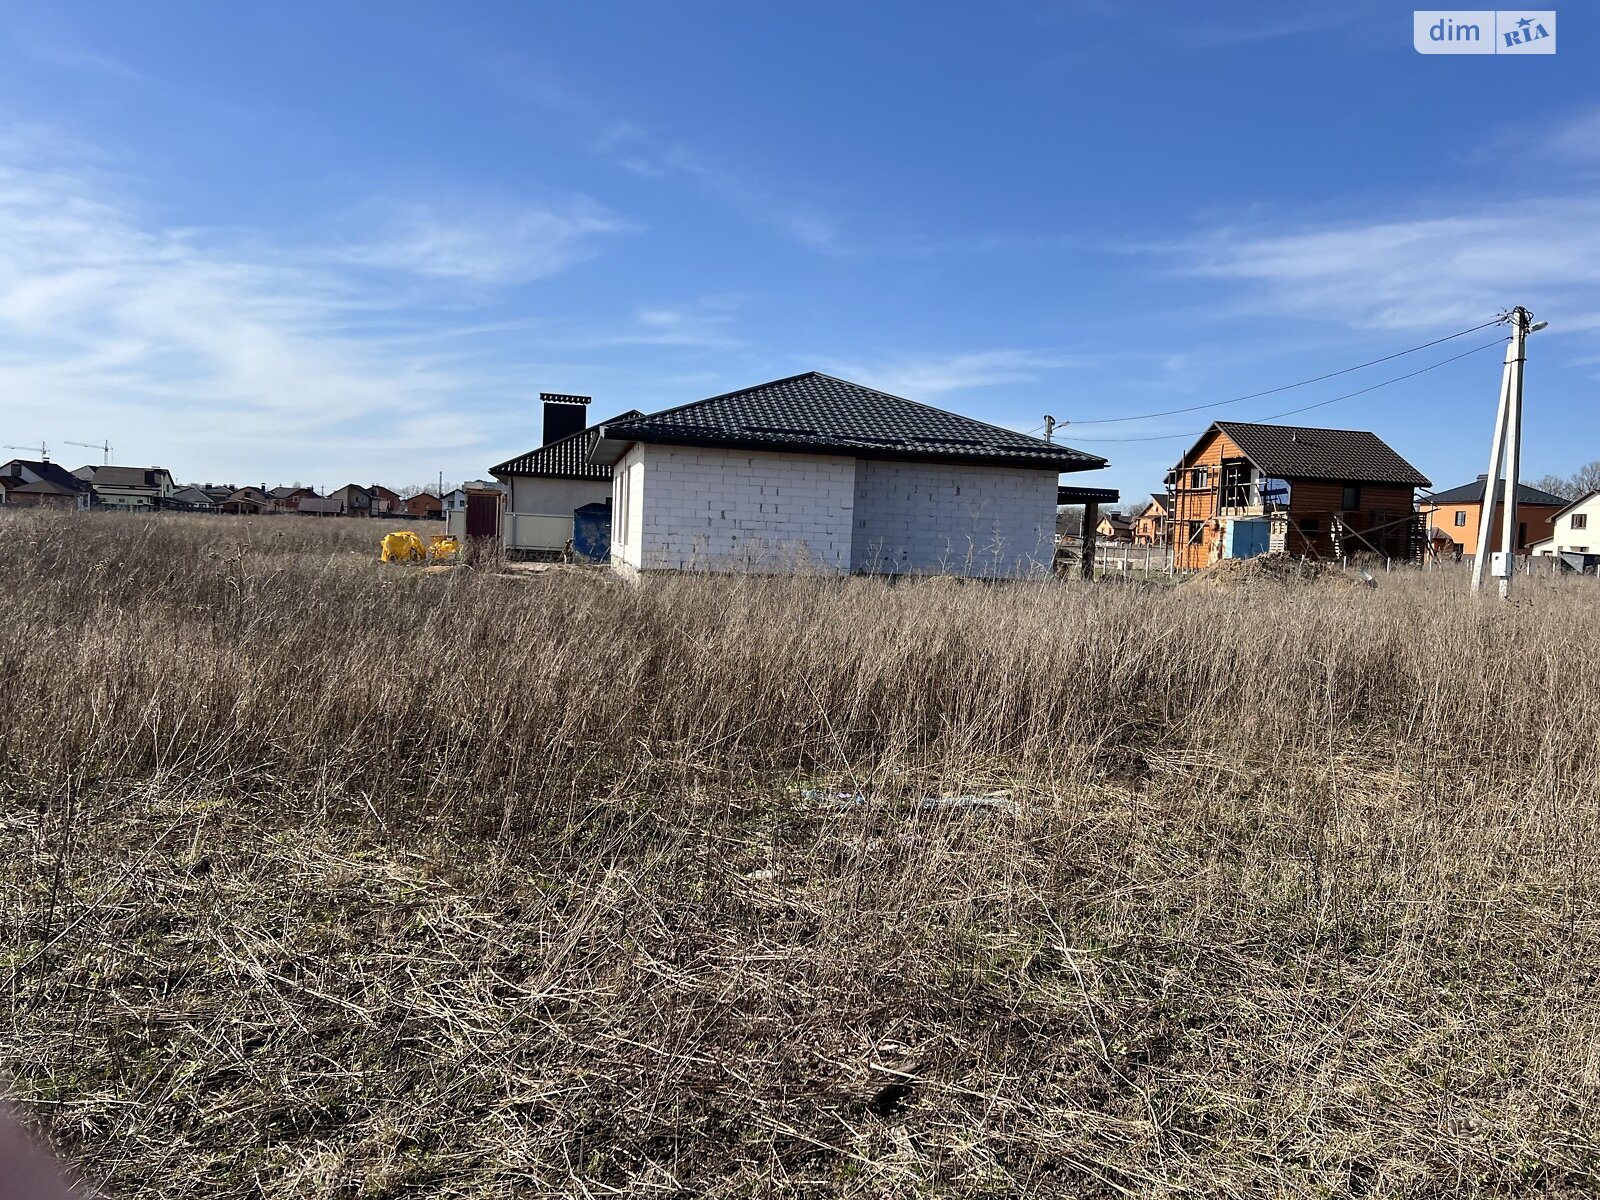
1 2 1595 497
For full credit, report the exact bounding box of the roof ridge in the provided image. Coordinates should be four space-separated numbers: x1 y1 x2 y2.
1215 419 1391 438
612 370 1064 452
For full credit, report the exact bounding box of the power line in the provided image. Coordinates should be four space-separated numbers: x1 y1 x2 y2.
1067 336 1509 444
1067 317 1506 427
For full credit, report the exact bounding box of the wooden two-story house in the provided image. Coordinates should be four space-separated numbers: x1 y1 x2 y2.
1166 422 1431 570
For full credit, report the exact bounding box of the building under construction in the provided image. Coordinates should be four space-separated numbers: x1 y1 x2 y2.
1164 422 1432 571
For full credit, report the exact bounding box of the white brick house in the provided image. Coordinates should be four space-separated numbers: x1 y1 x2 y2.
591 372 1107 577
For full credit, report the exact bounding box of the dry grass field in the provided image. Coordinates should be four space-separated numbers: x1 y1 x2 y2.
3 509 1599 1198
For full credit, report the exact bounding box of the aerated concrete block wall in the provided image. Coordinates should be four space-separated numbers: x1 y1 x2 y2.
848 460 1057 577
625 445 857 573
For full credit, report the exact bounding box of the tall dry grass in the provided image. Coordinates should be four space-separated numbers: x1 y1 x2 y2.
3 508 1599 1198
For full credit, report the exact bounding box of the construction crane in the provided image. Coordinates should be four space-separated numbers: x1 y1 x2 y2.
65 439 114 465
3 442 48 459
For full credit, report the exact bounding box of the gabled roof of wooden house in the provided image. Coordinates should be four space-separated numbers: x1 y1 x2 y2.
1203 422 1430 487
491 411 646 482
591 372 1107 472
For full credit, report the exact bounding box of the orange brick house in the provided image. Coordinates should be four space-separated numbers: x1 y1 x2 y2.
1165 422 1431 571
1417 476 1566 558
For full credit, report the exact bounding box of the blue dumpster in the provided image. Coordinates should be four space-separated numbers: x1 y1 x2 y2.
572 501 612 563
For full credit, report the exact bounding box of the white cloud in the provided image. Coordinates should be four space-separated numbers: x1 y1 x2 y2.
1174 198 1600 331
488 61 841 250
0 127 635 484
1540 108 1600 164
335 200 633 285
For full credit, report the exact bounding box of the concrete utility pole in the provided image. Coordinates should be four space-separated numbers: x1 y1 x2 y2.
1043 415 1056 445
1471 307 1544 598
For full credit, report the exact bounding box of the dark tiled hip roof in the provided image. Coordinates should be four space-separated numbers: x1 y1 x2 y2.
592 373 1106 472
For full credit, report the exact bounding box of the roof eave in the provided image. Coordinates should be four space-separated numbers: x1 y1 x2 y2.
589 432 633 466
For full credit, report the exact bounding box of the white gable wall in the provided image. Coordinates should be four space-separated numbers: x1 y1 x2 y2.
849 460 1057 576
1531 492 1600 555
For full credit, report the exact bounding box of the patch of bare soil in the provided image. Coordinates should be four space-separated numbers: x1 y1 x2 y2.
1182 551 1374 591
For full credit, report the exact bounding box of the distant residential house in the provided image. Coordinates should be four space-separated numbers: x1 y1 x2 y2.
201 485 235 506
88 466 177 510
0 459 90 510
219 486 272 515
268 485 318 513
168 486 218 511
297 497 347 517
1166 422 1430 570
1418 476 1567 556
328 485 373 517
590 372 1107 577
368 485 401 515
442 481 505 515
1132 494 1169 545
5 480 85 510
1529 490 1600 558
1095 512 1135 542
401 491 443 519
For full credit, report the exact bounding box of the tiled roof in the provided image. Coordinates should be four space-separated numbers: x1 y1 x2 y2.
12 479 80 496
1425 477 1570 506
491 411 645 480
1 459 87 491
592 373 1107 472
1212 422 1430 487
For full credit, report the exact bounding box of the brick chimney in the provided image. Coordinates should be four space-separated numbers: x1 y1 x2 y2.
542 393 591 445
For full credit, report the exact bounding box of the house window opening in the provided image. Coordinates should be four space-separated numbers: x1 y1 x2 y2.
1341 484 1361 511
1220 458 1253 509
1574 514 1589 531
